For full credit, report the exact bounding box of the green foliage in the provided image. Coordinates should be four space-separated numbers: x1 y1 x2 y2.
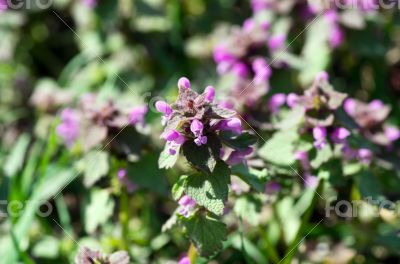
182 133 221 174
84 188 115 234
233 194 263 226
219 132 257 151
258 130 298 166
185 161 230 215
81 150 110 187
181 213 227 257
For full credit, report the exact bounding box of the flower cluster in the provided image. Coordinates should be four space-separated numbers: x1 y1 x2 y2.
56 93 148 150
156 77 254 167
344 98 400 147
75 247 129 264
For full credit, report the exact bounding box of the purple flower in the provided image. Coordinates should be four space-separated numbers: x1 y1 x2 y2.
286 93 299 108
268 93 287 113
82 0 97 8
194 136 208 146
331 127 350 143
56 108 80 147
117 169 136 193
243 18 255 32
294 150 311 171
313 126 327 149
343 98 357 116
329 26 344 48
178 195 197 218
216 118 242 134
251 0 270 12
155 101 172 117
358 148 373 164
315 71 329 82
369 99 384 110
232 62 249 78
384 126 400 142
204 86 215 102
0 0 7 11
268 34 286 51
226 147 253 165
265 182 281 194
129 105 147 125
304 174 319 189
213 45 234 63
252 58 272 84
178 256 190 264
178 77 191 90
162 130 185 144
190 119 204 136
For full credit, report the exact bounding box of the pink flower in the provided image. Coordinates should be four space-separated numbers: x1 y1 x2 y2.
343 98 357 116
155 101 173 117
117 169 136 193
213 45 234 63
384 126 400 142
56 108 80 147
232 62 249 78
129 106 147 125
0 0 7 11
358 148 373 164
268 93 287 113
268 34 286 51
178 195 197 218
243 18 255 32
286 93 299 108
82 0 97 8
304 174 319 189
265 182 281 194
204 86 215 102
194 136 208 146
295 150 311 171
178 77 191 90
331 127 350 143
226 147 253 165
315 71 329 82
178 256 190 264
313 126 327 149
190 119 204 136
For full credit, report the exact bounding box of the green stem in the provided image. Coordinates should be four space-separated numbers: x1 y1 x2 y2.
119 189 130 250
282 181 323 264
263 231 280 264
188 243 198 264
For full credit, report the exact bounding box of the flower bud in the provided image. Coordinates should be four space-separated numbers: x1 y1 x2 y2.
178 77 191 90
204 86 215 102
155 101 172 117
190 119 204 136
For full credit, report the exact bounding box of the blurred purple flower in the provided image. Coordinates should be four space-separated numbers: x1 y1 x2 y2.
331 127 350 144
178 195 197 218
226 147 253 165
268 34 286 51
265 182 281 194
57 108 80 147
178 256 190 264
129 105 147 126
178 77 191 90
268 93 287 113
357 148 373 164
117 169 137 193
313 126 327 149
82 0 97 8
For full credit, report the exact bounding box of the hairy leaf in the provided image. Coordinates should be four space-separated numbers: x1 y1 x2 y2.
185 161 230 215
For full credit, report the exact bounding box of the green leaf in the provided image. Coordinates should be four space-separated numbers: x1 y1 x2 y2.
4 133 30 177
159 144 180 169
182 133 221 174
32 236 60 259
276 106 305 130
234 195 263 226
172 175 188 201
82 150 109 187
231 164 269 192
185 161 230 215
356 170 384 202
181 213 227 257
258 130 298 166
310 144 333 169
128 153 168 195
219 132 257 151
84 188 115 234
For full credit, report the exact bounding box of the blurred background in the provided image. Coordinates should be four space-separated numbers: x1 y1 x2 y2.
1 0 400 263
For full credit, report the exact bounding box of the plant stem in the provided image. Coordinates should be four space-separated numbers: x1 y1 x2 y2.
281 181 323 264
119 189 130 250
188 243 198 264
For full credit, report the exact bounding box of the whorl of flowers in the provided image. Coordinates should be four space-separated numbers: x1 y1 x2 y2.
75 247 130 264
156 77 257 216
56 94 148 150
344 98 400 146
